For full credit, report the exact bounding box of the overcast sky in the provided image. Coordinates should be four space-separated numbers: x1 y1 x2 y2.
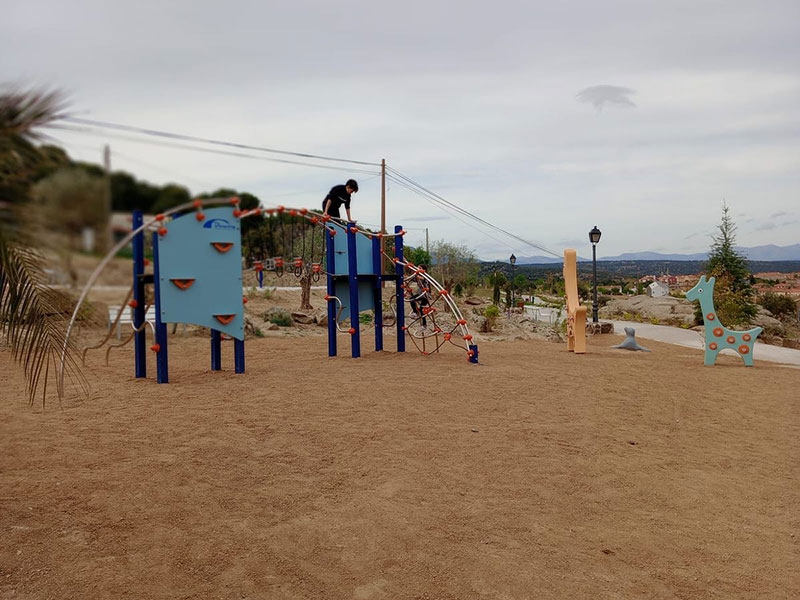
3 0 799 259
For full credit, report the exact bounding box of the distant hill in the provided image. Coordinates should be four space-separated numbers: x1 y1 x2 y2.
479 259 800 279
512 244 800 264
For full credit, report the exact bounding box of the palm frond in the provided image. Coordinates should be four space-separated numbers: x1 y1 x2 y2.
0 87 86 406
0 226 88 405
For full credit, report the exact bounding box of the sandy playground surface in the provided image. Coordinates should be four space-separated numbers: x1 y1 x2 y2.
1 279 799 599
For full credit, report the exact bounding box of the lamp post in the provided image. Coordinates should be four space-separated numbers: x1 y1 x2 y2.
509 253 517 312
589 226 602 323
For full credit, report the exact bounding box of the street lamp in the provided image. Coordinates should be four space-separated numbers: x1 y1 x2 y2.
589 226 602 323
509 253 517 310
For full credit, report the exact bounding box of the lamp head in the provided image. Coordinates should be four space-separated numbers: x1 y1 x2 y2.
509 253 517 266
589 226 602 245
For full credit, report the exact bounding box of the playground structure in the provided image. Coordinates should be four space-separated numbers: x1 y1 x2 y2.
685 275 763 366
562 248 587 354
64 197 478 389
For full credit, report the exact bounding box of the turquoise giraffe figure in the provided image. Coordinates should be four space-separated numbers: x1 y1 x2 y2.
685 275 762 366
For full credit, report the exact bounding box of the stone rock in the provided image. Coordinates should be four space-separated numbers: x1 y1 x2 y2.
291 311 315 325
585 321 614 335
599 295 695 326
464 296 485 306
752 308 784 336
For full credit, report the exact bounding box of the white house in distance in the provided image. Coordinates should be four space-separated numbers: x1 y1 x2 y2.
647 281 670 298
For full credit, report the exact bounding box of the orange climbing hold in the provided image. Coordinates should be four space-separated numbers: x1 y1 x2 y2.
738 345 750 354
348 327 356 335
170 278 196 290
128 299 138 308
709 342 718 350
151 344 160 353
158 227 168 236
727 335 736 344
214 314 236 325
742 334 751 342
706 313 716 321
712 327 724 337
192 199 202 208
211 242 234 253
195 212 205 221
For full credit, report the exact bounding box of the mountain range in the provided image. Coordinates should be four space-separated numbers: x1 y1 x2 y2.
512 244 800 264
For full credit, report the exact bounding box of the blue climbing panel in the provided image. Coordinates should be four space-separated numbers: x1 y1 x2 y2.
329 221 374 275
157 207 244 340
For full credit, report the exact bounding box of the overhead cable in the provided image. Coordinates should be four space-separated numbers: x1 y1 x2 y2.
59 116 381 167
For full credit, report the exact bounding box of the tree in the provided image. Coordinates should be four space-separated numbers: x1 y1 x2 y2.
0 87 86 405
698 202 757 326
488 271 507 306
428 240 478 290
404 245 432 268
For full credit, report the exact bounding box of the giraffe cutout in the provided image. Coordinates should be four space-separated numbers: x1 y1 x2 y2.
685 275 762 366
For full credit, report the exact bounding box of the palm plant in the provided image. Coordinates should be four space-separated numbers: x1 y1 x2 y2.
0 87 87 405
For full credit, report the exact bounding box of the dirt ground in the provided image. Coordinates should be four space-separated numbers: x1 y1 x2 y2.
1 257 799 599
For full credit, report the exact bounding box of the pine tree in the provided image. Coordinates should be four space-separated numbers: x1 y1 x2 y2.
698 202 757 326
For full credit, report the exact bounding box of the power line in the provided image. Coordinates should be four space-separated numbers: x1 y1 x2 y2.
58 116 381 167
52 116 557 258
386 174 516 251
386 167 561 258
54 124 380 175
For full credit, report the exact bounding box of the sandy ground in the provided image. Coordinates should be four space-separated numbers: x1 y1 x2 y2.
2 308 799 599
3 255 799 599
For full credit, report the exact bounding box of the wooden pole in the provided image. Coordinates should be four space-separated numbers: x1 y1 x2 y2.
380 158 386 234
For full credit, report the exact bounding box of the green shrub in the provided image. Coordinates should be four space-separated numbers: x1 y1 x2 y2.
484 304 500 332
759 292 797 319
269 313 292 327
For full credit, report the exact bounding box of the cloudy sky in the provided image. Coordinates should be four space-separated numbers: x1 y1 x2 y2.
3 0 799 260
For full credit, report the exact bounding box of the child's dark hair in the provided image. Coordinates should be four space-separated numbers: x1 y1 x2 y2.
346 179 359 192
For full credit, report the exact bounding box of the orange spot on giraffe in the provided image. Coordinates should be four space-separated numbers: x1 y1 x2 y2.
706 313 716 321
742 334 751 342
738 345 750 355
709 342 718 350
712 328 723 337
727 336 736 344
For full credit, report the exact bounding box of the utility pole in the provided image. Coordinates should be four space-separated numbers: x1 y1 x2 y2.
425 228 429 253
103 145 112 252
380 158 388 280
380 158 386 234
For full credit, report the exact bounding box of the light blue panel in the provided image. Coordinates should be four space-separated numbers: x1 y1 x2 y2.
334 278 376 313
158 207 244 339
330 222 376 275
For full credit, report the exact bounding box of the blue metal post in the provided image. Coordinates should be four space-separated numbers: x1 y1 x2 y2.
132 211 146 378
346 222 361 358
211 329 221 370
234 338 245 373
152 232 169 383
394 225 405 353
372 234 383 351
325 227 337 357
